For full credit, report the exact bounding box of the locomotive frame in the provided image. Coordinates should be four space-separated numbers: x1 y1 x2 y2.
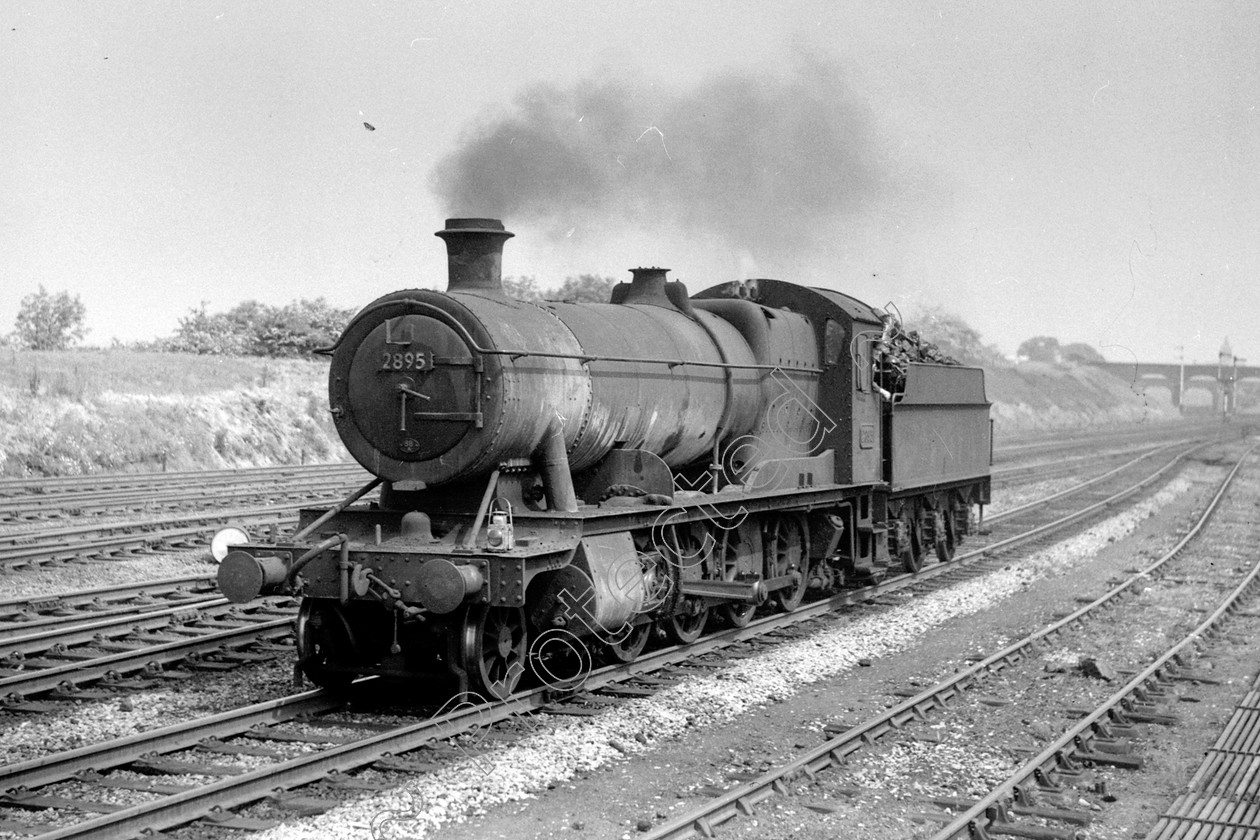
217 218 991 699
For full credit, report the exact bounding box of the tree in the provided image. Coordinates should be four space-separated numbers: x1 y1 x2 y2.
908 306 1007 367
503 276 543 302
1059 342 1105 365
550 274 617 303
503 274 617 303
13 286 88 350
1017 336 1061 364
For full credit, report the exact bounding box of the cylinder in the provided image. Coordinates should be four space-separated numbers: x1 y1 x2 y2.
415 558 485 614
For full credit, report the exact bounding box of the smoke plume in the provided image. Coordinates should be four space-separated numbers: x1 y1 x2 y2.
430 57 893 257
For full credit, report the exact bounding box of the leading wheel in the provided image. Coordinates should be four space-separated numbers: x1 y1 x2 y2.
460 605 528 699
765 514 809 612
295 598 358 689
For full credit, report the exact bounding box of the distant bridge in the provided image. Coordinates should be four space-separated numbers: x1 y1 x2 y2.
1087 354 1260 412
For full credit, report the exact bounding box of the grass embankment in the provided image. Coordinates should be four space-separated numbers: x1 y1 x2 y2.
0 346 1181 477
0 349 343 477
987 362 1178 432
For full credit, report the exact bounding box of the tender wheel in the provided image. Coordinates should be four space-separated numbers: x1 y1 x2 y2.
605 622 652 663
663 599 709 644
460 605 528 699
295 598 357 689
933 508 956 562
718 524 757 627
765 514 809 612
897 515 924 574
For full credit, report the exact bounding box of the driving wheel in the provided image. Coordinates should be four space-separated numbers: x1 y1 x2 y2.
765 514 809 612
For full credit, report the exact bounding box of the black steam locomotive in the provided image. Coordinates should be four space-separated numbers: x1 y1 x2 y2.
217 219 991 698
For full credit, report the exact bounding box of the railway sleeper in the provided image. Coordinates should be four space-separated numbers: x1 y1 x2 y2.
929 796 1093 827
184 660 238 672
372 755 444 773
0 790 124 814
248 725 359 745
76 770 194 795
268 791 338 816
215 649 278 663
197 738 287 758
198 812 280 831
49 684 117 701
130 754 250 777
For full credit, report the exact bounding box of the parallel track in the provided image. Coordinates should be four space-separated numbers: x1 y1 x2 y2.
0 438 1205 707
0 465 368 523
0 462 363 500
992 419 1234 463
0 436 1215 837
0 501 342 570
0 574 221 631
0 603 296 707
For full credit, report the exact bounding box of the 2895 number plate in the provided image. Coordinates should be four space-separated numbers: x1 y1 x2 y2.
379 350 435 371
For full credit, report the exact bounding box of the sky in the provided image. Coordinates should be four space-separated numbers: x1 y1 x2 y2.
3 1 1258 365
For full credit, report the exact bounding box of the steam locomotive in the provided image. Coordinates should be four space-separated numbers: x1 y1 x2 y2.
217 218 991 699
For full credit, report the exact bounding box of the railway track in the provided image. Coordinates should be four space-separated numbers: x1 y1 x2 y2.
0 595 298 704
992 419 1234 464
0 426 1220 575
0 501 337 570
637 443 1257 840
0 436 1219 837
0 468 369 524
989 438 1199 485
0 604 296 709
0 436 1205 709
0 462 364 501
0 435 1185 637
0 423 1211 525
0 574 221 632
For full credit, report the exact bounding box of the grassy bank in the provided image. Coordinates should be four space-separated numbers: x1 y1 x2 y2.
0 348 1179 477
987 361 1178 432
0 349 344 477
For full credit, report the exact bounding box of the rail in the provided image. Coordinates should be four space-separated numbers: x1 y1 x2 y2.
9 438 1211 837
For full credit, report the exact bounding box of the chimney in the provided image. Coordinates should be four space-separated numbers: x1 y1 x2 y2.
435 218 514 294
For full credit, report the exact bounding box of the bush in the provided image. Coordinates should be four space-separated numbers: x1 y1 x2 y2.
167 298 355 357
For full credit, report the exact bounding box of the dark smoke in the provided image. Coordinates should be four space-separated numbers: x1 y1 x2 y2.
430 57 892 256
